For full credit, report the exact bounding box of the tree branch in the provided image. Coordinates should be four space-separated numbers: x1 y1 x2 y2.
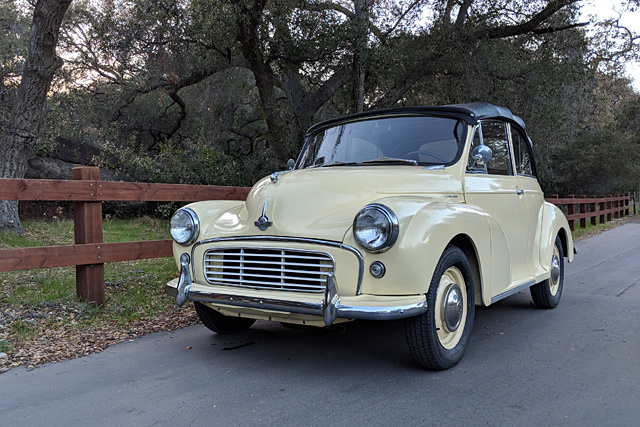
455 0 475 28
532 22 589 35
383 0 422 38
473 0 580 39
474 0 581 39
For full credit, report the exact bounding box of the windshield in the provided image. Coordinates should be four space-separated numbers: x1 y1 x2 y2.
297 116 466 169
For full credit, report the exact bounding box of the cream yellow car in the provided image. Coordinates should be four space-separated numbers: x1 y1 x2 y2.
166 102 574 370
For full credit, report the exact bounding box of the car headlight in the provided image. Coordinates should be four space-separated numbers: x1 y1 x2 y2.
170 208 199 245
353 204 399 253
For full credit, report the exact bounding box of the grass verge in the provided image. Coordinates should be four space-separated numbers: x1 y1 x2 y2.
0 217 198 373
571 212 639 240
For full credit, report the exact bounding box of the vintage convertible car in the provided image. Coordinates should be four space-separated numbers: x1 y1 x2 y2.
166 102 574 370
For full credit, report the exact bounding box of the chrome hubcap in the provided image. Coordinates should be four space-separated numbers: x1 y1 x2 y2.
550 255 560 285
442 284 463 332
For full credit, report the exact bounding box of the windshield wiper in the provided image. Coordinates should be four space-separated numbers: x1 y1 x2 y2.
316 161 361 168
361 157 418 166
311 158 418 168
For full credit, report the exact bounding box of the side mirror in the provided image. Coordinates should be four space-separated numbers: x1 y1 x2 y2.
287 159 296 170
472 145 492 167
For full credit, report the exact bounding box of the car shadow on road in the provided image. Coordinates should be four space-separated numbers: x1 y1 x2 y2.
184 290 545 373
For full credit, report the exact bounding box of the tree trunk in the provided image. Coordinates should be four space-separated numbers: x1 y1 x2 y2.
0 0 72 232
233 0 291 165
351 0 369 113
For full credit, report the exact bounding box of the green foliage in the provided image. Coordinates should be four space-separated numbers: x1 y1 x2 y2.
5 269 75 307
99 134 249 185
0 0 30 127
0 339 12 353
10 320 40 342
20 0 640 196
553 127 640 195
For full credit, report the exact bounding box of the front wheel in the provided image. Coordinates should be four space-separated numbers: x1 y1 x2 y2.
194 302 255 334
405 245 475 370
530 235 564 309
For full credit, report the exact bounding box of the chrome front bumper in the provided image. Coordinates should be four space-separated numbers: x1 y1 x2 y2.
167 254 427 326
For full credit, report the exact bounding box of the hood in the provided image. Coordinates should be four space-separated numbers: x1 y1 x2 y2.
204 166 463 242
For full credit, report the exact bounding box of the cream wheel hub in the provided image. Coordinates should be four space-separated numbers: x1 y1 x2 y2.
435 266 467 350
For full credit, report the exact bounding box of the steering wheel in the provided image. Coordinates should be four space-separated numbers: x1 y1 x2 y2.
404 151 448 163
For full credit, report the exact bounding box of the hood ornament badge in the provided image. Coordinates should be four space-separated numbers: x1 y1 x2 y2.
254 197 273 231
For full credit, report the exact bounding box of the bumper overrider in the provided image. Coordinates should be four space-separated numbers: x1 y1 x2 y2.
166 253 428 327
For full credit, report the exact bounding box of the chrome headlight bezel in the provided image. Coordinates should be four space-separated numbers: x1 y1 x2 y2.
352 204 399 253
170 208 200 246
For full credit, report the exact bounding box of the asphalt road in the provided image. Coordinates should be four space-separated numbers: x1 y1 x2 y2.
1 222 639 427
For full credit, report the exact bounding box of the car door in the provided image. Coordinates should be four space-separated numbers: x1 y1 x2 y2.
510 123 545 277
464 120 532 295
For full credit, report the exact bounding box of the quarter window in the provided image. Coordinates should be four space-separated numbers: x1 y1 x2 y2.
511 126 535 177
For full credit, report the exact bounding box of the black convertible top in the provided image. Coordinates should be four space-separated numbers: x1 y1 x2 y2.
445 102 526 129
307 102 527 135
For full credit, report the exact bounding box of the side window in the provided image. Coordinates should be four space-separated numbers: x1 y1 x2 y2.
511 126 535 177
467 121 512 176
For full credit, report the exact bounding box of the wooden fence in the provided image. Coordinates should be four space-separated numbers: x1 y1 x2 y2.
0 167 637 305
545 194 637 231
0 167 250 305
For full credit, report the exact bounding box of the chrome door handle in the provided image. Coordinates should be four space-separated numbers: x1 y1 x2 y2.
516 189 524 195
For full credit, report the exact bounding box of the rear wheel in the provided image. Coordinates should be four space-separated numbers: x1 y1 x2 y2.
530 236 564 309
194 302 255 334
406 245 475 370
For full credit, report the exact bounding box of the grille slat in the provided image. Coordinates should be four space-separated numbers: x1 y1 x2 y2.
207 253 330 261
205 270 327 282
204 277 327 289
205 260 332 269
203 248 334 292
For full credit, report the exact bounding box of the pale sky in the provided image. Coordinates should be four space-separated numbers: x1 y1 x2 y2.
580 0 640 90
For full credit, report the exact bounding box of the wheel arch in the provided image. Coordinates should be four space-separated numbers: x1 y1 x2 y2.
539 202 575 267
449 234 483 305
557 227 569 259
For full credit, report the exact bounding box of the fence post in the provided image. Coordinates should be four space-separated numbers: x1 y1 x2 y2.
579 195 586 229
72 167 104 306
567 195 575 231
607 195 612 222
625 192 630 216
590 196 597 226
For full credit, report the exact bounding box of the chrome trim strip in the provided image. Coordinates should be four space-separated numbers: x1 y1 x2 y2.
335 301 427 321
490 280 536 304
169 272 427 326
188 290 323 316
191 236 365 295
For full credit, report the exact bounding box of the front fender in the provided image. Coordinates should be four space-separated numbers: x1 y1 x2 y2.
343 197 508 305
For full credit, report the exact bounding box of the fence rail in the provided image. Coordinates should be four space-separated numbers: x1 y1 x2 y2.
545 194 637 231
1 167 637 305
0 167 250 305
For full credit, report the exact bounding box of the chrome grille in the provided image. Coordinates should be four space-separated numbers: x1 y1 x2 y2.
203 248 334 292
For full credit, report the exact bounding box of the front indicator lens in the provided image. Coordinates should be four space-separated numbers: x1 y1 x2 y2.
353 204 399 253
170 208 199 245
